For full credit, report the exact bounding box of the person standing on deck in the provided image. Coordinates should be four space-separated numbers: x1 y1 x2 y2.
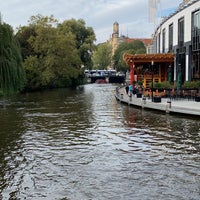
125 85 129 95
129 84 133 96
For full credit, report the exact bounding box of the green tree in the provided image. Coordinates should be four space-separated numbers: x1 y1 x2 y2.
18 15 82 90
0 22 25 96
16 16 96 90
93 42 112 69
113 40 146 72
131 40 146 53
15 25 37 61
58 19 96 69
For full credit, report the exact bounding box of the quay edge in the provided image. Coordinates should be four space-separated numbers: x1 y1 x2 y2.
115 87 200 117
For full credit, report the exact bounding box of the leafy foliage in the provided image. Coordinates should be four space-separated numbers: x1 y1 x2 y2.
182 81 200 89
0 23 26 95
153 81 172 89
16 15 96 90
16 26 37 61
113 40 146 72
92 43 112 69
58 18 96 69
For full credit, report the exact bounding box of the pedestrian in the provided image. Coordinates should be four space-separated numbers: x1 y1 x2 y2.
125 85 129 95
129 84 133 96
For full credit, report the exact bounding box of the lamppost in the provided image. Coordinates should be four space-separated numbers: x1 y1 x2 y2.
168 64 172 84
129 59 134 88
151 60 154 102
177 63 182 97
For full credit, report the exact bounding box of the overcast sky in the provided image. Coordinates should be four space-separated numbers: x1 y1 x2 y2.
1 0 182 44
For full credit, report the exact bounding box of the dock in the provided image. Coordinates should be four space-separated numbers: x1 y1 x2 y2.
115 87 200 116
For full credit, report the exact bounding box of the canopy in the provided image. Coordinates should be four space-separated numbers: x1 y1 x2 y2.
123 53 174 66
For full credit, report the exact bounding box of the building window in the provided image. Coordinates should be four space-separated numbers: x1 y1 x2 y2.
192 10 200 80
158 32 161 53
192 53 200 79
178 17 184 52
162 28 165 53
192 10 200 51
169 23 173 52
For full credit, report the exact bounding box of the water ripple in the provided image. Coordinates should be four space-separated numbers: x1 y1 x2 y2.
0 86 200 199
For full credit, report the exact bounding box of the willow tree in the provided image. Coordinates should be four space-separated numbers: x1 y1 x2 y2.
0 22 25 96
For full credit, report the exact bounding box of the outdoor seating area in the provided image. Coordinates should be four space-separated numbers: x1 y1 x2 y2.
142 88 200 101
115 86 200 116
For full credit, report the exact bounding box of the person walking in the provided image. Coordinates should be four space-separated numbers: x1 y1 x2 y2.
129 84 133 96
125 85 129 95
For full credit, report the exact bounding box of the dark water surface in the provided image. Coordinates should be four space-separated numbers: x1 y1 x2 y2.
0 84 200 200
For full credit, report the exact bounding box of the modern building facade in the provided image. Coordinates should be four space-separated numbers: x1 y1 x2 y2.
151 0 200 83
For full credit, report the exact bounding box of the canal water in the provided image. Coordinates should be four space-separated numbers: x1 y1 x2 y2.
0 84 200 200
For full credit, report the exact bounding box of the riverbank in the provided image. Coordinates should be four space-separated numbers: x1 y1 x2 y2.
115 86 200 116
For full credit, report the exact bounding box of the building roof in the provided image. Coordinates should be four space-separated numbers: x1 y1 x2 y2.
123 53 175 66
123 38 152 47
155 0 199 34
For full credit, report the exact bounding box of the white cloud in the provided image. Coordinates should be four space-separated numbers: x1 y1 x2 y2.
0 0 182 44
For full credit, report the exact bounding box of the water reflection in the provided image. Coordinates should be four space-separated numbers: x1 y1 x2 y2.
0 84 200 199
123 106 200 155
0 106 26 199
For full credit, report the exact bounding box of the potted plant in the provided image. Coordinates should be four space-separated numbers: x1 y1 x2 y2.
182 81 197 89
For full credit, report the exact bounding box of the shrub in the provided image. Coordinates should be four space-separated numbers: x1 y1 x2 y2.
183 81 200 89
153 81 171 89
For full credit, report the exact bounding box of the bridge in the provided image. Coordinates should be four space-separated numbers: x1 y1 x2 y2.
85 70 125 84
